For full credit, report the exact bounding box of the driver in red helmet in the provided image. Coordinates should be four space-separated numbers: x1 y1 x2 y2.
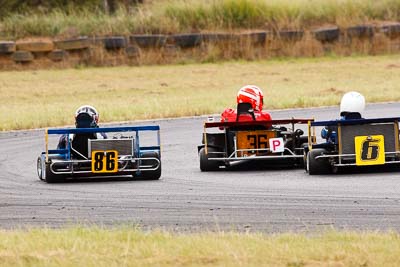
221 85 272 122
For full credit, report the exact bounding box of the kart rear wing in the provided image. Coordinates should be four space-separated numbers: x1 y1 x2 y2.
203 118 314 155
310 117 400 127
204 118 314 129
44 126 161 162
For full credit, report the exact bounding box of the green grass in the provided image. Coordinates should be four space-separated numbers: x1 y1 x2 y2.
2 0 400 38
1 55 400 131
0 227 399 267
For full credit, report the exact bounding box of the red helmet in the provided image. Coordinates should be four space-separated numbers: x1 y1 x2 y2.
236 85 264 111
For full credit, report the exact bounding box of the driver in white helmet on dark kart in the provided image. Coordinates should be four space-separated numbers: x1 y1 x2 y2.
321 91 366 144
57 105 107 150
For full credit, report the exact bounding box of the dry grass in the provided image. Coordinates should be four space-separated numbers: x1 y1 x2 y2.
2 0 400 38
1 55 400 131
0 227 399 267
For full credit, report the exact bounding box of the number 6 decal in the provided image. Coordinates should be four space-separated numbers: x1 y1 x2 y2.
91 150 119 173
355 135 385 166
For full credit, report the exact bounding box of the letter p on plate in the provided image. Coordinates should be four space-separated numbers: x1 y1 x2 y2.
269 138 284 153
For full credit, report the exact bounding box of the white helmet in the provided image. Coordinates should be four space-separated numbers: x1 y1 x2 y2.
75 105 99 125
340 91 365 116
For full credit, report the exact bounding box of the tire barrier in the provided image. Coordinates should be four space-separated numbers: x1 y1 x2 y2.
1 24 400 68
380 23 400 38
54 37 90 50
104 36 127 50
163 44 178 57
0 41 16 54
16 40 54 52
313 27 340 43
346 25 374 38
277 30 304 41
169 33 202 48
238 31 267 45
125 46 141 58
49 49 68 61
130 34 167 48
201 32 235 43
11 51 34 62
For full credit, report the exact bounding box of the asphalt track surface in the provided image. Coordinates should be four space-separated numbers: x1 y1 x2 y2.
1 103 400 232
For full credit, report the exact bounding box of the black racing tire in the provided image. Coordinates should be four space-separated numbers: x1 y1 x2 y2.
381 23 400 38
129 34 167 48
201 33 235 43
37 157 44 180
49 49 69 61
307 148 331 175
297 143 308 169
303 149 308 172
12 51 34 62
346 25 374 38
104 36 127 50
44 162 65 183
238 31 267 45
199 147 220 172
278 30 304 41
16 41 54 52
0 41 16 53
170 33 202 48
139 151 162 180
54 37 90 50
313 27 340 43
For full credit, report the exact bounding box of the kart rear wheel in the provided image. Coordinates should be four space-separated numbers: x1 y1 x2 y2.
44 163 65 183
199 147 220 171
296 142 308 168
307 148 331 175
37 157 44 180
139 152 162 180
303 147 308 172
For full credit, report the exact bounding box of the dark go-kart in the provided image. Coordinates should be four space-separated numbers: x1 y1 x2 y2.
37 125 161 183
305 117 400 175
198 104 313 171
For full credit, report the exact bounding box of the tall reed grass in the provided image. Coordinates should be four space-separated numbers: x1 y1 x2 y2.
2 0 400 38
164 0 400 30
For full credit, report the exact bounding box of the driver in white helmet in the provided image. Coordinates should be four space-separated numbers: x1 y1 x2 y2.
57 105 107 149
321 91 365 144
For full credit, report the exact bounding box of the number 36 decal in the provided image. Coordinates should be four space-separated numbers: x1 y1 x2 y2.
91 150 119 173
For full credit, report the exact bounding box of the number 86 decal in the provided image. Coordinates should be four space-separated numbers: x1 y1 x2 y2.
91 150 119 173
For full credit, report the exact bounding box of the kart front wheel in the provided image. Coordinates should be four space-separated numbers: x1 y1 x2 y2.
307 148 331 175
199 147 220 171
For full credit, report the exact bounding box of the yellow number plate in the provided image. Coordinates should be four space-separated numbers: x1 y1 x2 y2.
354 135 385 166
91 150 119 173
237 130 276 156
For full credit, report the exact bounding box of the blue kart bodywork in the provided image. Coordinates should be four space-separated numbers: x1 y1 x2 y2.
37 125 161 182
305 117 400 174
